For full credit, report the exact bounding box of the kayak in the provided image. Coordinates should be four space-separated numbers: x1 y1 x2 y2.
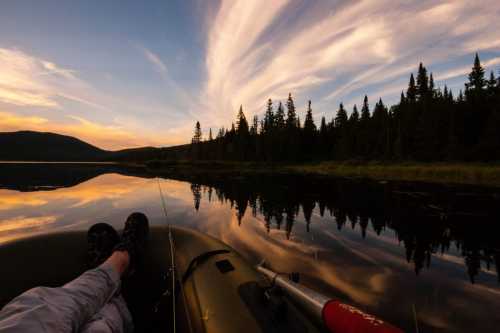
0 226 402 333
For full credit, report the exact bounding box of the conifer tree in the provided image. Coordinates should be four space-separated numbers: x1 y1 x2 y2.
349 104 359 123
208 128 213 141
407 74 417 103
416 63 428 101
191 121 202 160
236 105 249 135
429 73 435 98
264 99 274 133
320 116 327 134
302 100 317 158
303 100 316 132
467 53 486 93
286 93 297 128
319 116 327 153
335 103 348 128
275 101 286 130
192 121 202 144
487 71 497 94
361 95 370 121
250 115 259 135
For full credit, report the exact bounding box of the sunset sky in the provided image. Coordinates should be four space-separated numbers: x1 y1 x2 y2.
1 0 500 150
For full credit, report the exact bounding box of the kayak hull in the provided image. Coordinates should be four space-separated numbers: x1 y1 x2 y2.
0 226 321 333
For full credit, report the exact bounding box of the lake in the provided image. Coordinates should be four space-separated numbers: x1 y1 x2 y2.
1 163 499 332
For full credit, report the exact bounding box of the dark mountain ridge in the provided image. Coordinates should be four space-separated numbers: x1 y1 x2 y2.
0 131 111 161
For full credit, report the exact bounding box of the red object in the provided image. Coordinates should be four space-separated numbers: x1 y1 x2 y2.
322 300 403 333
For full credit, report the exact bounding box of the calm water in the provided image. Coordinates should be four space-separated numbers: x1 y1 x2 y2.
1 163 499 332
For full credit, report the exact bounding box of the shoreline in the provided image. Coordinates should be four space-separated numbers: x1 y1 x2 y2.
144 160 500 187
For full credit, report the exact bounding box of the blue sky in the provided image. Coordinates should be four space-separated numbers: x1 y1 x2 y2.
1 0 500 149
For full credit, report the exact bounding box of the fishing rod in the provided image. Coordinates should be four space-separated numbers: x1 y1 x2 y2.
157 177 176 333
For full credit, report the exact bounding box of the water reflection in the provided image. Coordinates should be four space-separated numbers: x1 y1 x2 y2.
1 163 499 332
188 175 500 284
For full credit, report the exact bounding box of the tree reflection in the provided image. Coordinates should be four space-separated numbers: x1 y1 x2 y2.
187 174 500 283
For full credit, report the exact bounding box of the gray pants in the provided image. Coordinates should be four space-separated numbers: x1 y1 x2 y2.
0 263 133 333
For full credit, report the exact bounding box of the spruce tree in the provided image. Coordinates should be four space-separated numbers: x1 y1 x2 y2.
407 74 417 103
304 100 316 132
250 115 259 135
302 100 317 158
191 121 202 160
263 99 274 132
236 105 249 135
286 93 297 128
192 121 202 144
416 63 428 101
275 101 286 130
335 103 348 128
429 73 435 98
320 116 327 134
348 104 360 157
350 104 360 122
467 53 486 93
208 128 213 141
487 71 497 95
361 95 370 121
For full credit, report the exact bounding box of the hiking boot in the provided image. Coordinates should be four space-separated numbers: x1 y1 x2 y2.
87 222 120 269
114 212 150 274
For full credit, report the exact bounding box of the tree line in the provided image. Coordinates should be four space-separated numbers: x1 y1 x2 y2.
188 53 500 162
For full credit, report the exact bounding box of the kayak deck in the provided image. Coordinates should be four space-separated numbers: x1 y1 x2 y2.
0 226 321 333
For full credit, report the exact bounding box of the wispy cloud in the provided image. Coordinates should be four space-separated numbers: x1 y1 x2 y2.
202 0 500 122
0 47 109 111
138 45 168 76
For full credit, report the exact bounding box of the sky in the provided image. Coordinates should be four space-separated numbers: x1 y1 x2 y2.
1 0 500 150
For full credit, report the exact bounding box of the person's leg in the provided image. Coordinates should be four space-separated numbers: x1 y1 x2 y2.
0 214 149 333
80 294 133 333
0 251 128 333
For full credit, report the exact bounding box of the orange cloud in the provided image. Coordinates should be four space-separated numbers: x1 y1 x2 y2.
0 111 160 150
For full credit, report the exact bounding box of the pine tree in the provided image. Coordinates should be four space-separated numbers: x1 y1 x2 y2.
302 100 317 159
275 101 286 130
320 116 327 134
407 74 417 103
236 105 249 135
264 99 274 133
348 104 360 157
303 100 316 132
335 103 348 128
361 95 370 121
429 73 435 98
192 121 202 144
350 104 360 122
416 63 428 101
319 116 327 156
250 115 259 135
467 53 486 93
487 71 497 95
286 93 297 128
191 121 202 160
208 128 213 141
372 98 390 157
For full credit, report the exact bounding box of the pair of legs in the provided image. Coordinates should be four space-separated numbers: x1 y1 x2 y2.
0 212 149 333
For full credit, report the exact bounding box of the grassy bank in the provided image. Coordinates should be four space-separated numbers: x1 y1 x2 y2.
287 162 500 187
144 160 500 187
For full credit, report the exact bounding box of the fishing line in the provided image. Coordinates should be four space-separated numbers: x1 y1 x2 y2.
157 178 168 223
157 177 176 333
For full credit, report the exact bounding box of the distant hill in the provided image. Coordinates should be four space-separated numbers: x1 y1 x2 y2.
0 130 191 162
0 131 111 161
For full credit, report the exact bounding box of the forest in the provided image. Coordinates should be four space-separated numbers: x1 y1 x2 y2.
185 54 500 162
